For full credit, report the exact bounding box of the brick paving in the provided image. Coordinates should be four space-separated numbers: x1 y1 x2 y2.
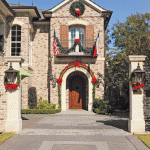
0 110 149 150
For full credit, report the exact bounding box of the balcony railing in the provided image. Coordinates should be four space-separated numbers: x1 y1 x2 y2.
56 38 95 56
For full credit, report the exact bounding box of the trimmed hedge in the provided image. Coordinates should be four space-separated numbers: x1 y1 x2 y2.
21 108 61 114
93 97 111 114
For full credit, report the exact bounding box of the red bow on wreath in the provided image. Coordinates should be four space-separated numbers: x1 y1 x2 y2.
5 84 19 90
57 78 62 85
76 10 81 16
92 78 97 84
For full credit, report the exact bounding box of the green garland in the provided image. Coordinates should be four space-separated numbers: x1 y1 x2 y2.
58 84 61 108
4 70 21 85
93 84 96 102
56 37 94 54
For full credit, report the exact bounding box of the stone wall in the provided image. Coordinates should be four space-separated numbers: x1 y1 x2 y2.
0 54 8 132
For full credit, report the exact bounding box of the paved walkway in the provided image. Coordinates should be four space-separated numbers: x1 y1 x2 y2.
0 110 149 150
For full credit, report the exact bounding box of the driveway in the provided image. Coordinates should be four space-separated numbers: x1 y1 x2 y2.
0 110 149 150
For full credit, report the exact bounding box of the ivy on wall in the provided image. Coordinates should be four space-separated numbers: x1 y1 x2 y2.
93 84 96 102
58 84 61 108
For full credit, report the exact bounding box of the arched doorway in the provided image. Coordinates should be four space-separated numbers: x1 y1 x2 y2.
66 71 88 110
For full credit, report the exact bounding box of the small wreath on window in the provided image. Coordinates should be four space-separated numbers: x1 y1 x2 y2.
70 1 85 17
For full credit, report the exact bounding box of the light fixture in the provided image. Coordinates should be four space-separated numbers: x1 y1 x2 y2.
5 63 17 84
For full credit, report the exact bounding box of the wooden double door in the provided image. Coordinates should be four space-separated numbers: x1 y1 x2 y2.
69 76 84 109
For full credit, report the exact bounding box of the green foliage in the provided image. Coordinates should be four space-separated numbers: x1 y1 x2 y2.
58 85 61 108
21 108 61 114
111 13 150 56
93 97 111 114
92 84 96 102
37 96 56 110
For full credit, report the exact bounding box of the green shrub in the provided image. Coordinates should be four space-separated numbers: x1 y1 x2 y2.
93 97 111 114
37 97 56 110
21 108 61 114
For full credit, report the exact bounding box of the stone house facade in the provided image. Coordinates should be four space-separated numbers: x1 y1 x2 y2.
0 0 112 131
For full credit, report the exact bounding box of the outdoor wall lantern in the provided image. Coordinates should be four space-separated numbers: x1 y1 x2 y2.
131 63 145 83
131 63 145 94
52 74 57 88
5 62 17 84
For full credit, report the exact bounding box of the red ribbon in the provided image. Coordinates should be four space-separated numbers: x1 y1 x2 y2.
5 84 19 90
57 78 62 85
92 78 97 84
131 83 145 89
75 61 80 68
75 39 80 43
76 10 81 16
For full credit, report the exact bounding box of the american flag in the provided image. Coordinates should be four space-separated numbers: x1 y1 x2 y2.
53 30 59 56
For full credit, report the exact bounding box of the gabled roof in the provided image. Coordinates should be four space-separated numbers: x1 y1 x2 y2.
43 0 113 30
47 0 108 13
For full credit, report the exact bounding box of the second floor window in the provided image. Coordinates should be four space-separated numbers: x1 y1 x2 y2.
11 25 21 56
69 26 85 52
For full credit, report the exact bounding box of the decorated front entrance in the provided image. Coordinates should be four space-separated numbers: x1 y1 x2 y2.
69 75 85 109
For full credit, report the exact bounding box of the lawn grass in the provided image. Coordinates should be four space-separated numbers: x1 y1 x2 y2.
0 132 15 145
134 134 150 148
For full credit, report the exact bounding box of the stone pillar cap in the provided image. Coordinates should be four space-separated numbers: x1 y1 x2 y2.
127 55 147 63
4 56 25 63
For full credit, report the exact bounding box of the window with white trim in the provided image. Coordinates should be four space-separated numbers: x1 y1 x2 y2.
11 25 21 56
69 26 85 53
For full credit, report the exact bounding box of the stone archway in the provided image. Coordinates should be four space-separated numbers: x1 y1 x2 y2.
61 67 93 111
66 71 88 110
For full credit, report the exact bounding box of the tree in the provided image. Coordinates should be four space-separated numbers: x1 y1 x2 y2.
111 13 150 56
104 13 150 110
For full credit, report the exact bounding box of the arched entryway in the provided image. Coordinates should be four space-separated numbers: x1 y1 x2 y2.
66 71 88 110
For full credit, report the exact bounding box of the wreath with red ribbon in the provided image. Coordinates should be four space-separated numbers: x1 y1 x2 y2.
70 1 85 17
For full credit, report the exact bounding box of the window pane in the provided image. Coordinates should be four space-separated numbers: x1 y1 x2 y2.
12 31 16 36
11 48 15 56
17 43 21 47
11 43 15 47
17 48 20 52
11 37 16 41
17 26 21 30
17 37 21 41
12 26 16 30
17 31 21 36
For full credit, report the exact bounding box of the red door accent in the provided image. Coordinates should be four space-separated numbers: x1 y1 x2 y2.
69 77 82 109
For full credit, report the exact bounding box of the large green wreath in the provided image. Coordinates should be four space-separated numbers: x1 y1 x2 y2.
4 70 21 85
70 1 85 17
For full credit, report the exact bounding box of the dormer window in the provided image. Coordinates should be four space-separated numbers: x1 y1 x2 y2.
11 25 21 56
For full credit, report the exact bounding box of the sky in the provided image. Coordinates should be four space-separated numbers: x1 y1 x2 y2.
6 0 150 53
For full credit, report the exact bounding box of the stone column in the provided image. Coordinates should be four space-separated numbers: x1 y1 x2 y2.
4 56 24 133
128 55 146 134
